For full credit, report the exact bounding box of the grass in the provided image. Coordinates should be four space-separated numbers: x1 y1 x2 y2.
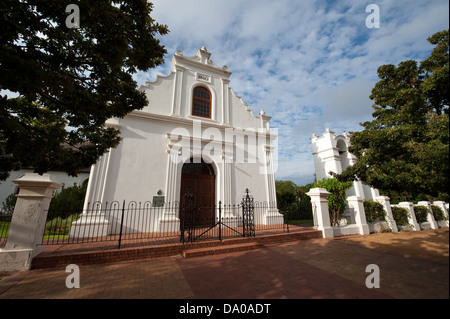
43 234 69 240
0 221 11 238
287 219 314 226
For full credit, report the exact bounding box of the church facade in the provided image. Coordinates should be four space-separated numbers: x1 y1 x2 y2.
79 47 281 235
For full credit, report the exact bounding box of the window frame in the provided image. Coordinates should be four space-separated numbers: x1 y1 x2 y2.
192 86 212 119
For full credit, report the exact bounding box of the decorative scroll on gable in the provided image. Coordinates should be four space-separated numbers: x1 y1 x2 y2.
172 46 232 78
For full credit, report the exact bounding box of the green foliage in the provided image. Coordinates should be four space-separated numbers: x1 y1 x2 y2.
44 214 80 238
47 183 87 220
0 1 169 180
313 178 352 226
391 206 410 227
337 30 449 201
414 206 429 224
275 180 297 211
1 193 17 214
363 200 386 222
431 205 447 221
275 180 314 223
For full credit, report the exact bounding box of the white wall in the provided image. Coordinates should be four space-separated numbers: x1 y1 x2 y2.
311 129 380 201
83 48 280 223
0 169 89 208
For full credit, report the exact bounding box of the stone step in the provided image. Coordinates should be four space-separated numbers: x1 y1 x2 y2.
183 242 264 258
31 229 323 269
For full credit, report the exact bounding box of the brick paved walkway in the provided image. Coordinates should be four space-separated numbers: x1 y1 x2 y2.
1 236 448 300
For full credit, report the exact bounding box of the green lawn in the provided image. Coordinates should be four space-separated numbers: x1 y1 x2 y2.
287 219 314 226
0 221 11 238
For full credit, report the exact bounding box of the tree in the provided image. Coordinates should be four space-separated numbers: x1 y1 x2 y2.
337 30 449 202
0 0 169 181
47 182 87 219
275 180 314 223
275 180 297 211
313 177 352 226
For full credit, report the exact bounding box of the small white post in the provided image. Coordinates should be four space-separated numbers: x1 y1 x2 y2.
433 201 449 227
417 201 438 229
398 202 420 231
0 173 61 271
307 188 333 238
375 196 398 233
347 196 370 235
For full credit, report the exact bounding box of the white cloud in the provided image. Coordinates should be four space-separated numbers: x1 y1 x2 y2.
141 0 449 186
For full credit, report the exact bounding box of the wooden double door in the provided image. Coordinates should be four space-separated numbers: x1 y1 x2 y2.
179 160 215 227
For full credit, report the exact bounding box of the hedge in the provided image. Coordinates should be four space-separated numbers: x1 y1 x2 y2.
363 200 386 222
391 206 409 226
413 206 429 224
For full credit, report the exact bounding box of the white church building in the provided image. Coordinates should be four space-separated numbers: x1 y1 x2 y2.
76 47 282 235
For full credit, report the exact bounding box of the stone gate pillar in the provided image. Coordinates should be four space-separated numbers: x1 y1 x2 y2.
306 188 333 238
375 196 398 233
0 173 61 271
417 201 438 229
433 201 449 227
398 202 420 231
347 196 370 235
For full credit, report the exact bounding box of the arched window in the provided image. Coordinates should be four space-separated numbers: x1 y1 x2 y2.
192 86 211 118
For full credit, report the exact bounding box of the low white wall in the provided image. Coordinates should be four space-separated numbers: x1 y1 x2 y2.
367 221 390 233
332 224 361 237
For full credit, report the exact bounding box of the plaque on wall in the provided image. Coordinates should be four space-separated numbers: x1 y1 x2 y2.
196 72 211 83
152 196 165 207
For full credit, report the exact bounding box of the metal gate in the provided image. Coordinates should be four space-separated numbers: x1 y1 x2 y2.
241 188 256 238
180 188 256 243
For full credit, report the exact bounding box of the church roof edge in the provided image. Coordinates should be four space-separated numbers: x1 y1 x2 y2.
171 46 232 78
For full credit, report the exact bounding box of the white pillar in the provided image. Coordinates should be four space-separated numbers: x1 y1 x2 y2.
82 148 113 208
352 180 365 199
0 173 61 271
159 150 181 232
347 196 369 235
222 78 230 125
171 65 185 117
261 144 283 225
417 201 438 229
375 196 398 233
398 202 420 231
71 151 113 239
222 153 234 217
370 187 380 199
307 188 333 238
433 201 449 227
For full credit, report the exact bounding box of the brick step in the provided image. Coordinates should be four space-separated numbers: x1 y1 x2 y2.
183 242 264 258
31 229 323 269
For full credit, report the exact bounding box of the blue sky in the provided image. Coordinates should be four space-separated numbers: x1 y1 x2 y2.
132 0 449 186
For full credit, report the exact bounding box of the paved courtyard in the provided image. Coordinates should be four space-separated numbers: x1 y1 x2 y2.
0 228 448 302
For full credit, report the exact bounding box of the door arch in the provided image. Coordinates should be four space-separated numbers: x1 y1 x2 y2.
179 158 216 227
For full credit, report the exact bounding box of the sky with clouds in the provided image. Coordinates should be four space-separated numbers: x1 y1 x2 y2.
134 0 448 186
132 0 449 186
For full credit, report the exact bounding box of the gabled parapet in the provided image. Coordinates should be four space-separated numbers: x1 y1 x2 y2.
135 46 270 131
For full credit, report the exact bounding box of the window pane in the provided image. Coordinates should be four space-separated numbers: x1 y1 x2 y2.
193 87 211 118
194 87 210 100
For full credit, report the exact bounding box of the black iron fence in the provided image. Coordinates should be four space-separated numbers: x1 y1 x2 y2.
0 209 13 248
40 199 290 248
280 200 317 229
